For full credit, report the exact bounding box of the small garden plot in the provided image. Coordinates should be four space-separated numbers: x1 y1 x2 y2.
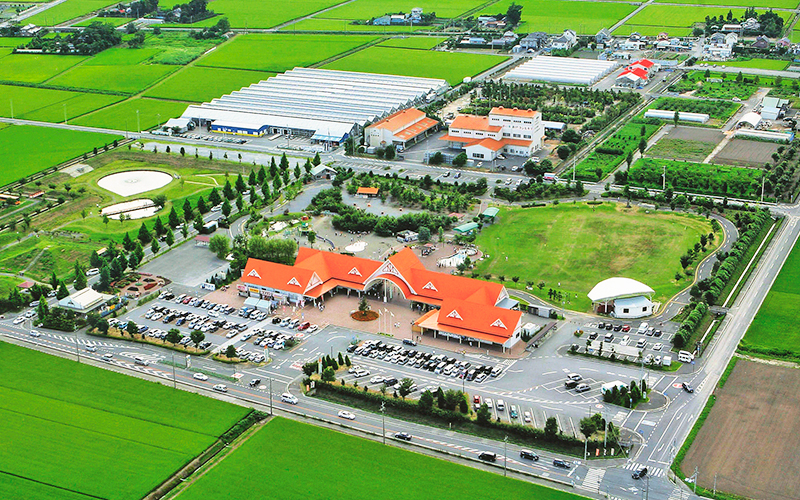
647 96 739 127
139 32 221 65
574 120 662 181
48 63 178 94
0 53 87 83
714 138 781 167
626 158 764 199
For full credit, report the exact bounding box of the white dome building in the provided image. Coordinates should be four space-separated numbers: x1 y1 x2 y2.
588 277 655 319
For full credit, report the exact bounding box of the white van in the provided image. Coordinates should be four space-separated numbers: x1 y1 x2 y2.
637 323 649 334
134 356 149 366
678 350 694 363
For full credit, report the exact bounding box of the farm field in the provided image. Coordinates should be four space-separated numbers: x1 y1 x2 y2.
0 341 249 500
310 0 485 20
174 417 588 500
574 120 661 181
0 126 121 186
714 138 780 167
647 96 740 127
656 0 797 7
682 360 800 499
138 33 221 65
648 139 716 162
741 235 800 359
0 53 87 83
26 0 117 26
182 0 342 28
145 66 276 102
83 46 161 65
714 58 790 71
282 17 430 31
73 97 189 131
474 203 715 311
0 84 119 121
621 6 761 36
378 36 447 49
73 15 133 26
322 45 508 85
196 34 377 72
491 0 636 34
627 158 764 199
47 63 178 94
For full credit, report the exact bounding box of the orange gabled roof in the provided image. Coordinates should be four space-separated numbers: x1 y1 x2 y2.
356 187 379 195
450 115 502 132
503 138 534 147
405 267 505 307
241 258 315 294
439 134 474 143
491 106 538 118
633 58 654 68
432 298 522 343
368 108 426 132
295 247 381 288
395 117 438 141
468 138 505 151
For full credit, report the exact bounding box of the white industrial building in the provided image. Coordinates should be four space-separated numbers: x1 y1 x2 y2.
588 277 655 319
179 68 448 144
440 106 545 160
761 96 789 120
503 56 620 85
644 109 710 123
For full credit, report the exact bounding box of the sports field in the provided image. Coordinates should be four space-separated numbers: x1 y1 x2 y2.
682 360 800 499
378 36 447 49
491 0 636 34
173 417 589 500
196 34 377 72
26 0 117 26
0 341 249 500
145 66 276 102
322 46 508 85
73 97 189 131
714 58 790 71
0 52 87 83
186 0 341 28
741 236 800 359
0 126 121 186
47 63 178 94
474 203 715 311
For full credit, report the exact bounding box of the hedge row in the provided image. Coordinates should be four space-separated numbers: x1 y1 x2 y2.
673 302 708 349
220 410 268 444
705 210 772 304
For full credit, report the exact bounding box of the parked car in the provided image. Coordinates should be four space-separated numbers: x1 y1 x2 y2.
575 383 590 393
567 373 582 381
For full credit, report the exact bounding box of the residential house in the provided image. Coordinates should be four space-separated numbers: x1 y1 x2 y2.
373 15 391 25
550 29 577 50
752 35 770 49
491 31 518 48
656 31 669 41
440 106 545 160
721 23 742 33
410 7 422 22
777 37 791 48
596 28 612 45
520 31 549 50
742 17 760 31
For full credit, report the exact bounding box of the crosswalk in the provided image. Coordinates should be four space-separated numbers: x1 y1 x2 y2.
582 467 605 491
46 333 116 348
622 461 664 477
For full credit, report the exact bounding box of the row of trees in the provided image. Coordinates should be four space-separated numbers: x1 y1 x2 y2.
18 23 121 55
602 380 648 408
672 302 708 349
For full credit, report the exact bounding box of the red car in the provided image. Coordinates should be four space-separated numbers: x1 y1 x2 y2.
473 394 481 410
297 321 311 331
621 325 631 332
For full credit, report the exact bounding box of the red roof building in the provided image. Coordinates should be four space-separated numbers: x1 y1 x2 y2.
241 247 522 349
365 107 439 149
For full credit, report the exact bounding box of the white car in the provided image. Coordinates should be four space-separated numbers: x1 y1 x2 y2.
193 372 209 381
307 325 318 333
485 398 493 409
369 375 385 384
524 411 532 423
86 268 100 276
208 310 219 318
212 384 228 392
225 331 238 339
102 353 113 362
29 330 41 337
353 369 370 378
348 365 361 374
13 316 25 325
85 345 97 352
621 335 630 346
653 343 663 351
337 410 356 420
281 393 299 405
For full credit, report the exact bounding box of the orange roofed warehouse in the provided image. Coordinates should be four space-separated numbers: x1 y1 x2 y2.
241 247 524 351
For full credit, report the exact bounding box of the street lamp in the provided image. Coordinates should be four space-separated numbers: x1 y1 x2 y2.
503 435 508 476
269 377 273 415
380 402 386 445
171 351 176 389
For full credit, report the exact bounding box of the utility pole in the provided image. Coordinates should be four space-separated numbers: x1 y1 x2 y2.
172 352 176 389
503 435 508 477
713 473 717 496
380 402 386 445
75 332 80 363
760 175 765 204
269 377 273 416
693 466 699 493
10 98 13 119
662 165 666 190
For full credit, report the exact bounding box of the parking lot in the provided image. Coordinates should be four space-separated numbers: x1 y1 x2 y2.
571 319 678 367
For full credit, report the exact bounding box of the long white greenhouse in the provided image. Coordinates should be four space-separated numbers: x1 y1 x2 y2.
644 109 709 123
503 56 620 85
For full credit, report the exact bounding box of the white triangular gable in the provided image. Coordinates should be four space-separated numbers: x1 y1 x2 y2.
247 268 261 279
287 277 302 287
305 272 322 292
490 318 507 329
446 309 463 320
422 281 438 292
348 267 362 277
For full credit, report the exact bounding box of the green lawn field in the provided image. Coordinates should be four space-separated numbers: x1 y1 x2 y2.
0 341 248 500
0 276 22 296
323 46 508 85
714 59 790 71
174 417 590 500
26 0 117 25
183 0 342 28
0 37 38 47
655 0 798 7
196 33 377 72
0 53 87 83
144 66 276 102
378 36 447 49
307 0 483 20
491 0 636 34
73 97 189 131
282 17 430 31
0 126 121 186
475 203 716 311
742 237 800 359
48 63 178 94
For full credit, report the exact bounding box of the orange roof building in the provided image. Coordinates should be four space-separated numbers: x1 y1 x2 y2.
356 186 380 197
440 106 544 161
365 107 439 149
241 246 523 349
